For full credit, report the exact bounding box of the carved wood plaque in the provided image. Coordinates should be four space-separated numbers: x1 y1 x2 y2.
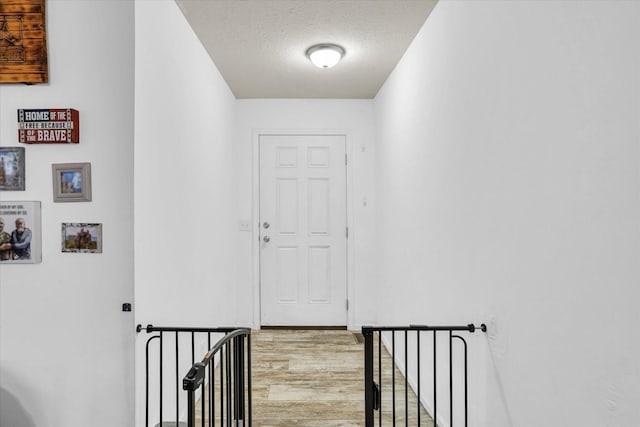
0 0 48 84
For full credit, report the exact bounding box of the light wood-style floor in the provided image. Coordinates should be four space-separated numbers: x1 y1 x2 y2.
198 328 433 427
252 329 366 427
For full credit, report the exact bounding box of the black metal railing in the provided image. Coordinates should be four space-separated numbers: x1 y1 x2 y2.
137 324 251 427
183 328 252 427
362 324 486 427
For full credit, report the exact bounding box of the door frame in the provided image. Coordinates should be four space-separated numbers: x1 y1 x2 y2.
252 129 355 330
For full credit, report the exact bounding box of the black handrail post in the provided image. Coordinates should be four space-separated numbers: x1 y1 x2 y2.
363 327 374 427
226 340 232 426
378 330 382 427
452 335 469 427
433 330 437 427
175 331 179 427
145 335 160 427
209 357 214 427
183 363 205 427
200 368 205 427
220 343 225 427
392 331 396 425
187 389 195 427
234 335 245 423
247 333 252 427
404 330 408 427
160 331 164 426
417 330 421 426
449 330 453 427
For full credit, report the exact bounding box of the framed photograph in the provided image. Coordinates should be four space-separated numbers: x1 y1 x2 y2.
52 162 91 202
0 201 42 264
61 223 102 253
0 147 26 191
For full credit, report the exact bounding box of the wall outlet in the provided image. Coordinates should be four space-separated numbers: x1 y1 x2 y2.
238 220 251 232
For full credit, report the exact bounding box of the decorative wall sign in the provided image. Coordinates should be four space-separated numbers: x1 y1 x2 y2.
0 201 42 264
0 146 25 191
0 0 48 84
52 162 91 202
62 223 102 253
18 108 80 144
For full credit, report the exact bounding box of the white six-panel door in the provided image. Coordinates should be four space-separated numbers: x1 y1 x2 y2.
259 134 347 326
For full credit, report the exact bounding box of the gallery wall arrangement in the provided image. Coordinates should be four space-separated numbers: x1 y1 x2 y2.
0 106 99 263
0 2 102 263
0 105 100 262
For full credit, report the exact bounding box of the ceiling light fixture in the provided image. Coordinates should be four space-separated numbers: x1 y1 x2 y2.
305 44 345 69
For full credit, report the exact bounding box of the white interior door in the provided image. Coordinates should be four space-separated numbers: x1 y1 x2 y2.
259 134 347 326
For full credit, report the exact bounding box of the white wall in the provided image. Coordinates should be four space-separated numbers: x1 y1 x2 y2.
375 1 640 426
134 0 237 326
0 1 135 427
235 99 377 329
134 1 238 425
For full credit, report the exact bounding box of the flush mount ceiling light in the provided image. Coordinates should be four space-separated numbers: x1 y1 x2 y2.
305 44 345 69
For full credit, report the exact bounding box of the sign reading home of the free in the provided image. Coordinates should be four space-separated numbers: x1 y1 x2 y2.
17 108 80 144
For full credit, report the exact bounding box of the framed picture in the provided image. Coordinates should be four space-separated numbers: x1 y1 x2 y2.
52 162 91 202
0 146 26 191
0 201 42 264
61 223 102 254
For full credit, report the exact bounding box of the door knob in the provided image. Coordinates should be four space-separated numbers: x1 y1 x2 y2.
263 236 271 243
263 222 270 229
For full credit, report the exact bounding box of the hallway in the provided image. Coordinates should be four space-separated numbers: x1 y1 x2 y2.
251 329 364 426
2 2 636 426
236 329 431 427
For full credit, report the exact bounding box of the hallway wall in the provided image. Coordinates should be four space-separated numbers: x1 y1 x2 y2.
134 0 237 327
134 1 238 425
375 1 640 426
0 1 135 426
234 99 377 329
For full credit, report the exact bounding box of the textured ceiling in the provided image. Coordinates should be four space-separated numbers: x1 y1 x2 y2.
176 0 438 99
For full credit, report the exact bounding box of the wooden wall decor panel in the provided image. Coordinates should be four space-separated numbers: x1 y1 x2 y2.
0 0 48 84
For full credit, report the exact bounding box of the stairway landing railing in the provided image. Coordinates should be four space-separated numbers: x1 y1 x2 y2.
183 328 252 427
362 324 486 427
137 324 251 427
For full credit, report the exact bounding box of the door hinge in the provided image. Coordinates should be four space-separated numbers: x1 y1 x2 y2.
346 227 349 238
345 154 348 165
346 299 349 310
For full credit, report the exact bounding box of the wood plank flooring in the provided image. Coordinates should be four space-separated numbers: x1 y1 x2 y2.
252 329 365 426
197 328 433 426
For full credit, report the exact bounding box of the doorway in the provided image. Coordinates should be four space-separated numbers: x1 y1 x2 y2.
258 133 348 326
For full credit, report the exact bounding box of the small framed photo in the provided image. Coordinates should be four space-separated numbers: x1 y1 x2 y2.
61 223 102 253
52 162 91 202
0 201 42 264
0 146 26 191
